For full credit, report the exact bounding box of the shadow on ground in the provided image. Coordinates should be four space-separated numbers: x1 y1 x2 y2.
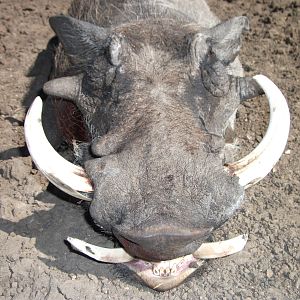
0 189 123 279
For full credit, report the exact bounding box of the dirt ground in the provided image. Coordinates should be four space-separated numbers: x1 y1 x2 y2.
0 0 299 299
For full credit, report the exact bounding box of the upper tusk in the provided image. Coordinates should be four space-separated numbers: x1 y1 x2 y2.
67 236 134 263
226 75 290 188
24 96 93 200
193 234 248 259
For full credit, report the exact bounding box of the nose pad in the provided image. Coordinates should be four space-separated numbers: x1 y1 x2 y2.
114 226 212 261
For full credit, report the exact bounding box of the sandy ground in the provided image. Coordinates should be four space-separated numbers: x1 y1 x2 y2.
0 0 299 299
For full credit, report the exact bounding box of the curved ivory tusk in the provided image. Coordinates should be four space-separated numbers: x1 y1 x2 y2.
193 234 248 259
227 75 290 188
67 237 134 263
24 96 93 200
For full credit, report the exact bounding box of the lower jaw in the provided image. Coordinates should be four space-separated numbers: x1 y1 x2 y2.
66 234 248 291
124 254 203 291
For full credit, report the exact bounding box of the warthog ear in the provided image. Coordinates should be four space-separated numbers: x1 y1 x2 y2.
209 16 249 65
191 17 251 97
191 16 249 66
49 15 110 65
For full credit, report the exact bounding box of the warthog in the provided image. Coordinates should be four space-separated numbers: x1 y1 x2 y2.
25 0 289 291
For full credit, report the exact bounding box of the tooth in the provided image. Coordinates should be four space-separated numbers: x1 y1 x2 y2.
171 266 177 275
153 267 160 276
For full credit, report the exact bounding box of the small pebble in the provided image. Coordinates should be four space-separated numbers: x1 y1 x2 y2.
267 269 273 278
69 274 77 280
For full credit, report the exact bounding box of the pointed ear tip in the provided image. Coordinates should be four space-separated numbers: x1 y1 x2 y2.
238 16 250 30
227 16 249 31
49 15 71 28
49 15 60 28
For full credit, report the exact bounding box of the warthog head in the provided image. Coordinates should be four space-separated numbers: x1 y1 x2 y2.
25 13 289 290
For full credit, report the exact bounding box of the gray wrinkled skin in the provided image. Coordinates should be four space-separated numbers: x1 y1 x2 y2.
44 0 263 261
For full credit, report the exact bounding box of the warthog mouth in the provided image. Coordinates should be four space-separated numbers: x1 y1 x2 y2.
67 234 248 291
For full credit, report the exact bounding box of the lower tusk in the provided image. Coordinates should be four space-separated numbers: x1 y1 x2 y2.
24 96 93 200
67 234 247 264
193 234 248 259
67 237 134 263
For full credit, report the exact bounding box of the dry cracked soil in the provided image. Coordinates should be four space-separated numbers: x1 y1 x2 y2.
0 0 299 299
